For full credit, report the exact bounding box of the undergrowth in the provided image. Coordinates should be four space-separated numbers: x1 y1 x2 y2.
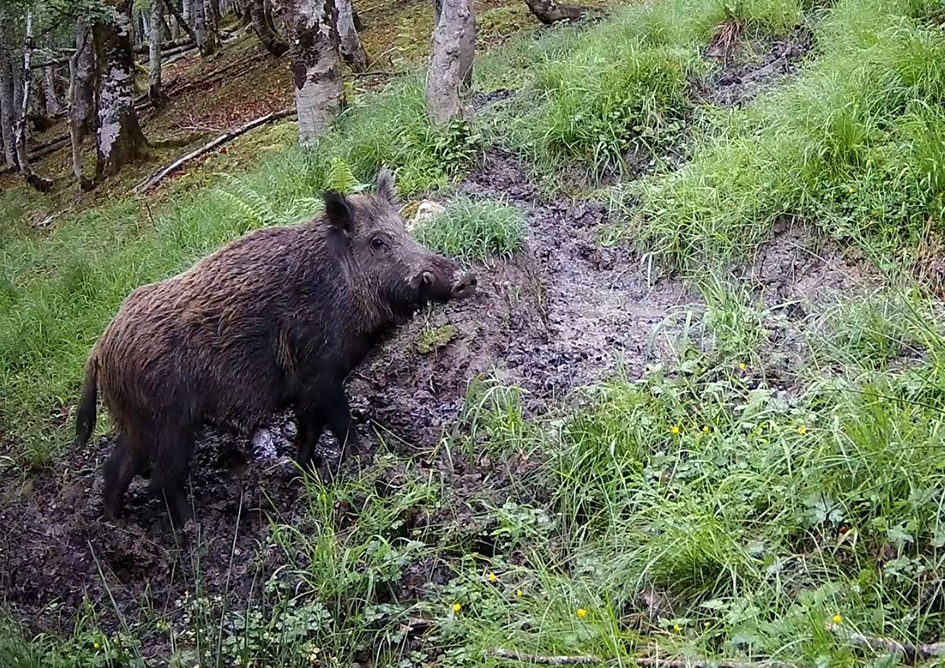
617 0 945 273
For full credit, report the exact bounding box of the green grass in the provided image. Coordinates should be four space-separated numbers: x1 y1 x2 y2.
414 195 526 262
617 0 945 274
478 0 806 185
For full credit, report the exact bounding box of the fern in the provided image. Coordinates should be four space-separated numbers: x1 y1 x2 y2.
326 158 370 194
215 174 281 229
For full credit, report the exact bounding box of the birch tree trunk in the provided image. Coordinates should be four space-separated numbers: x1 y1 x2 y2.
249 0 289 56
0 15 16 169
74 18 97 141
523 0 589 24
149 0 165 104
336 0 367 73
277 0 343 146
43 66 60 116
13 13 53 191
95 0 148 177
426 0 474 125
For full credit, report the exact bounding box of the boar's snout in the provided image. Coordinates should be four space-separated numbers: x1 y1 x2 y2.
450 271 477 299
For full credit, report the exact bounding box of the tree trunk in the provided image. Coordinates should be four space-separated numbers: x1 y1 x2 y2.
183 0 193 24
13 13 53 191
249 0 288 57
149 0 165 105
43 66 60 116
95 0 148 177
74 18 97 141
193 0 220 56
277 0 343 146
161 0 200 47
209 0 221 32
69 25 95 190
0 14 16 169
426 0 474 125
523 0 588 24
336 0 367 73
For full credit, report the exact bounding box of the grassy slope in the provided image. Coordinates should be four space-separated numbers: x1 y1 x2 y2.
4 0 945 665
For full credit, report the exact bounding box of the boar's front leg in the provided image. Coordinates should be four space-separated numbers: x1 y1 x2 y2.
321 380 362 472
294 406 325 470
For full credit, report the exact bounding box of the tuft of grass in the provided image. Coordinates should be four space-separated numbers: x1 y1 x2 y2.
414 195 526 262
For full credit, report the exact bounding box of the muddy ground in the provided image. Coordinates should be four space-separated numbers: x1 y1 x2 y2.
0 28 875 662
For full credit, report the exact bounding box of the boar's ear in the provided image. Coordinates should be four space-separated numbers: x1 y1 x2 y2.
375 167 398 205
324 190 353 232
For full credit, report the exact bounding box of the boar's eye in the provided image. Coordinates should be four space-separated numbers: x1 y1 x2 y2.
371 235 387 250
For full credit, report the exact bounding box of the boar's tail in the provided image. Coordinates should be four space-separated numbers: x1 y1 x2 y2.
75 352 99 445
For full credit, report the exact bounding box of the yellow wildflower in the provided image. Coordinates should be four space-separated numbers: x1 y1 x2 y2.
93 642 100 650
516 590 524 598
671 425 680 435
739 363 747 371
576 608 587 619
488 572 498 582
702 425 710 434
832 614 842 625
452 603 462 613
673 624 682 633
798 425 808 435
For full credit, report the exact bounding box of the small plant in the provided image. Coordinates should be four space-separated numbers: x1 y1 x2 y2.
415 196 525 262
417 323 456 354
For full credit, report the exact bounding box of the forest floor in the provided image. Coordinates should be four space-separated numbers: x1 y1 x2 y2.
3 0 945 666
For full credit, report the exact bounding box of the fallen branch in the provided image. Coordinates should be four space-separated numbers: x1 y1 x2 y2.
633 659 792 668
488 649 793 668
489 649 603 665
133 107 295 194
826 622 945 663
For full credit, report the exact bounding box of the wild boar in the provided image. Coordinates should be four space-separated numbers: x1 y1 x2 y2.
75 168 476 525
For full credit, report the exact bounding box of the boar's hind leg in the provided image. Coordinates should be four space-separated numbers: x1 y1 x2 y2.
102 433 146 520
151 424 196 528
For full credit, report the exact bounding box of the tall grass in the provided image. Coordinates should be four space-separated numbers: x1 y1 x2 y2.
618 0 945 273
483 0 805 184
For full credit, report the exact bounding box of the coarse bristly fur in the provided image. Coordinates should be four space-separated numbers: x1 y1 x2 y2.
75 167 477 527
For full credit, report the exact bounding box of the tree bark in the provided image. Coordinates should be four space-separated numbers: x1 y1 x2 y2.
95 0 149 177
13 13 54 192
0 14 16 169
277 0 343 146
523 0 589 24
74 18 97 141
249 0 289 57
162 0 200 45
193 0 220 57
69 25 95 190
43 66 60 116
336 0 367 72
209 0 222 32
426 0 474 125
149 0 166 105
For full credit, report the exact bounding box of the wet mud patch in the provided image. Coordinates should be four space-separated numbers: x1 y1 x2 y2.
699 25 813 107
0 148 699 655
